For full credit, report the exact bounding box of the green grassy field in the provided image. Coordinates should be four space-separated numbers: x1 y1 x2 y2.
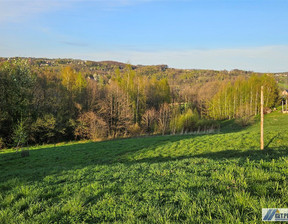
1 112 288 223
279 82 288 90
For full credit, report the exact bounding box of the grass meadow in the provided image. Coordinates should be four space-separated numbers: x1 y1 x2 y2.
1 112 288 223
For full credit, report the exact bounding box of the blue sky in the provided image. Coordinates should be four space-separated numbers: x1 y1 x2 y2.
0 0 288 72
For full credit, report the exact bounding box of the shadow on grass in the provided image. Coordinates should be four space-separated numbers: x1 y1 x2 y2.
219 118 256 134
0 131 287 184
219 119 243 133
0 134 196 182
123 146 288 166
192 146 288 162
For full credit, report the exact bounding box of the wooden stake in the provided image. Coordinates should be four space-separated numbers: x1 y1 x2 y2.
260 86 264 150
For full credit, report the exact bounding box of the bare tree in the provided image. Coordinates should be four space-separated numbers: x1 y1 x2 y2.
158 103 171 135
75 111 107 140
141 107 158 134
98 81 133 138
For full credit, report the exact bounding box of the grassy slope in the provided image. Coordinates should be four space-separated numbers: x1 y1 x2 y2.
0 112 288 223
279 82 288 90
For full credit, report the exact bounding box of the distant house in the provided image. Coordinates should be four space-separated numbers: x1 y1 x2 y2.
282 90 288 97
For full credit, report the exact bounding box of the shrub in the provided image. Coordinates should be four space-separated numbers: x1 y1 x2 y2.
12 119 28 150
21 150 29 157
30 114 56 144
175 109 199 133
236 104 255 127
196 119 220 132
128 123 142 137
74 112 107 140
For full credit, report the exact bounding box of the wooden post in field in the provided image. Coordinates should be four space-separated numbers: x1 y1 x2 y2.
260 86 264 150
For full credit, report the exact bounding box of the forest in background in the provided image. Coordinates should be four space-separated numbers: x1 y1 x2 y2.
0 57 284 148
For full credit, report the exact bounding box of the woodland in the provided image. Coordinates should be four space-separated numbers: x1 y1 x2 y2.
0 58 282 148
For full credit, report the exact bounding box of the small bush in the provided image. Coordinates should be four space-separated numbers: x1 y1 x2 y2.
196 119 220 132
236 104 255 127
12 119 28 150
30 114 56 144
128 123 142 137
21 150 29 157
74 112 107 140
175 109 198 133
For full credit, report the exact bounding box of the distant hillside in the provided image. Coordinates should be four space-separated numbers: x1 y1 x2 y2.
2 57 287 76
2 56 287 91
0 56 267 84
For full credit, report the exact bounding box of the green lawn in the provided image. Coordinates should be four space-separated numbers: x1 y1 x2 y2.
1 112 288 223
278 82 288 90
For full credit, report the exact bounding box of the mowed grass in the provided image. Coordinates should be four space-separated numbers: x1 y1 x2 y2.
1 112 288 223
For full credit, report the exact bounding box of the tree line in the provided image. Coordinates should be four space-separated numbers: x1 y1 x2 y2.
207 75 279 123
0 59 280 148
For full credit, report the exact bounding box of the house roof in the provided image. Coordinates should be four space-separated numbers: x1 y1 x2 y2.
282 90 288 96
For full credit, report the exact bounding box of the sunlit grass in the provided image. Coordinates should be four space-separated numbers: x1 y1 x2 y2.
0 112 288 223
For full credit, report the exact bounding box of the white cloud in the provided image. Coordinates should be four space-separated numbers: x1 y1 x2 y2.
0 0 66 23
0 0 153 23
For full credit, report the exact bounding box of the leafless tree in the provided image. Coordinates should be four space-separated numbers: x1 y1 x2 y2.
141 107 158 134
98 81 133 138
158 103 171 135
75 111 107 140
